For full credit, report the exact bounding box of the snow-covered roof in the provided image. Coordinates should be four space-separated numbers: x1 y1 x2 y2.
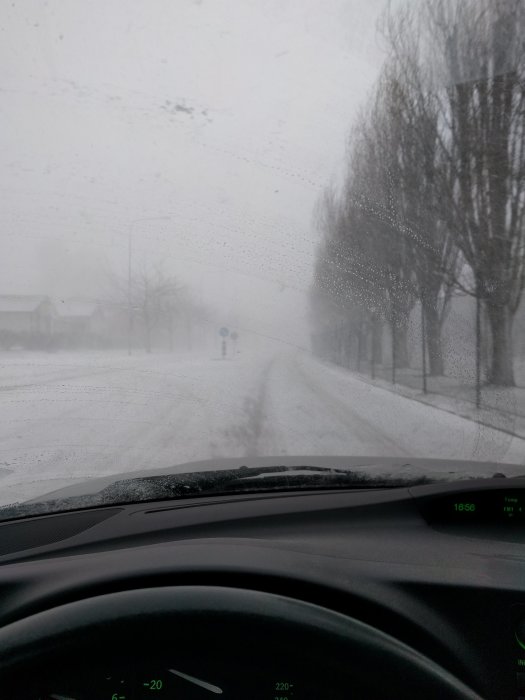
0 295 50 313
56 300 99 318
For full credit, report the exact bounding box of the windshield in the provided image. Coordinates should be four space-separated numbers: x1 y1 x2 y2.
1 0 525 515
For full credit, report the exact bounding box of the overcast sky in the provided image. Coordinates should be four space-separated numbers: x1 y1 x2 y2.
0 0 392 347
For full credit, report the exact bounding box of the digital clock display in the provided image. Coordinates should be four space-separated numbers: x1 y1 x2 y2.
453 502 476 512
422 489 525 526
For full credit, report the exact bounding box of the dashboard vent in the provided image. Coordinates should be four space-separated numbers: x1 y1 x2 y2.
0 508 121 556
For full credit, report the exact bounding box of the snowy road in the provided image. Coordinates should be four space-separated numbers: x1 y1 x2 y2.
0 349 524 505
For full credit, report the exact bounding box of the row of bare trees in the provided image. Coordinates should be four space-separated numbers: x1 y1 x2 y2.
110 263 211 353
311 0 525 387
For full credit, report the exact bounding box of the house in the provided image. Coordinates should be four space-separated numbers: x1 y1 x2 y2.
0 295 55 335
54 299 107 347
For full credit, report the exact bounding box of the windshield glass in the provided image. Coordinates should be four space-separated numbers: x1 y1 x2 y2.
1 0 525 514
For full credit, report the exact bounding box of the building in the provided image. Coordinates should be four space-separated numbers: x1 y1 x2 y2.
54 299 106 347
0 295 55 336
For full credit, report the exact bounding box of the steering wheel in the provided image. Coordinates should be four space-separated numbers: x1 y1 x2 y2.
0 586 483 699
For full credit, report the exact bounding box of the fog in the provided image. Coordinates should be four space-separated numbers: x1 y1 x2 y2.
2 0 525 506
0 0 389 351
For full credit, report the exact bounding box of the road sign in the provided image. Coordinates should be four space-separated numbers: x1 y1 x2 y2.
219 327 229 337
230 331 238 341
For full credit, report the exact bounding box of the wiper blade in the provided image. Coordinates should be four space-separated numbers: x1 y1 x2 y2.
0 465 433 520
222 464 428 489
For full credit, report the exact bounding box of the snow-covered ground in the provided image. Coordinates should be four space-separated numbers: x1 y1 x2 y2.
0 348 524 506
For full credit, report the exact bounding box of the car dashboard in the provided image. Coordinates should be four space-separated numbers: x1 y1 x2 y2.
0 478 524 699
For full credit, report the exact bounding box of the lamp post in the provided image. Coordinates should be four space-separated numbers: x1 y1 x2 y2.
421 299 427 394
127 232 132 355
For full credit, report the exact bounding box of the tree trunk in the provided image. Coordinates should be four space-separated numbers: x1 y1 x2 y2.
481 307 491 379
423 303 444 376
391 321 396 384
338 325 345 367
144 312 152 353
356 314 364 372
371 319 383 365
144 325 152 353
393 322 409 369
357 329 364 372
186 314 192 351
485 304 515 386
168 320 174 352
346 325 353 369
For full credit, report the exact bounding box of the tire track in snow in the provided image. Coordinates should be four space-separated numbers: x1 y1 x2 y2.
259 353 412 457
288 355 411 456
223 358 275 457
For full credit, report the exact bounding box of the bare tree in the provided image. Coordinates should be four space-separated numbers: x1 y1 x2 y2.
130 264 181 353
344 98 419 372
312 0 525 389
311 188 366 369
108 262 181 353
376 54 459 375
311 103 419 378
426 0 525 385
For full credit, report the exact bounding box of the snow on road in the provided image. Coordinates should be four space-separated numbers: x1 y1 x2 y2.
0 348 524 506
266 353 525 465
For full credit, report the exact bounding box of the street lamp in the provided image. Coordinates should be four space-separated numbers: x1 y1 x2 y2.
127 215 173 356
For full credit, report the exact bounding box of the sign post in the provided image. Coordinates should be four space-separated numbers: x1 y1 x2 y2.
230 331 239 356
219 327 229 359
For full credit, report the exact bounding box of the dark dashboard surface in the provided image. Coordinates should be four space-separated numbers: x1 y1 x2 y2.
0 478 524 699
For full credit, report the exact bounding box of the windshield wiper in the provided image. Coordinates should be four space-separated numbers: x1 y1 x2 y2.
0 465 434 520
